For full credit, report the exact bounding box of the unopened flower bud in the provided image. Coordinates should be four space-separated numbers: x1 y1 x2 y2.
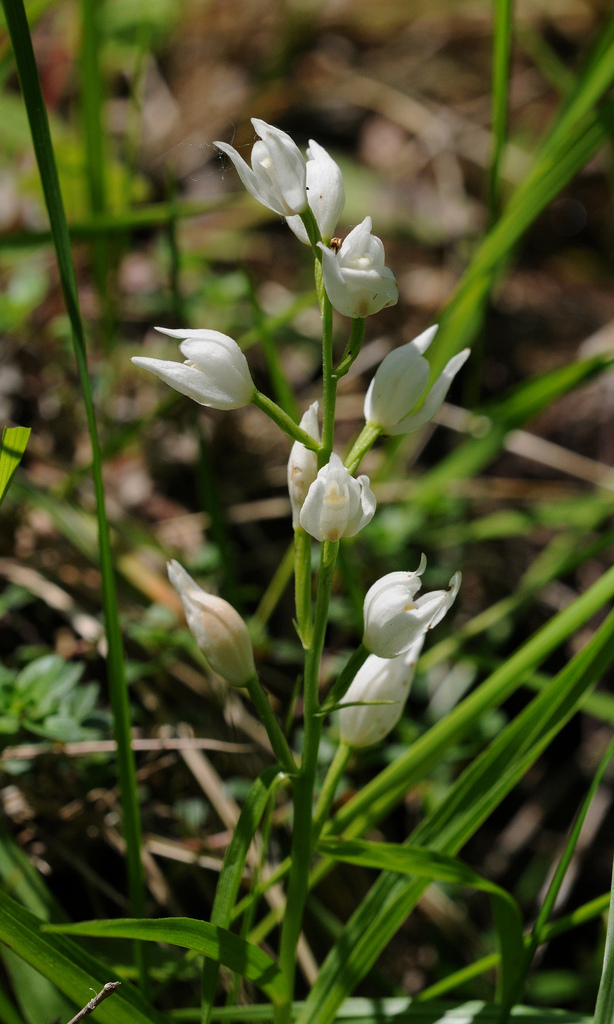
364 325 470 435
299 453 376 542
132 327 255 410
286 140 345 245
168 560 255 687
338 636 424 748
363 555 461 659
288 401 320 528
318 217 398 319
215 119 307 217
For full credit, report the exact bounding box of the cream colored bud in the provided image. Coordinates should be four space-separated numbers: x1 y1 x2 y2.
299 453 376 542
338 636 424 748
132 328 255 410
287 401 320 528
168 560 255 687
318 217 398 319
364 325 470 435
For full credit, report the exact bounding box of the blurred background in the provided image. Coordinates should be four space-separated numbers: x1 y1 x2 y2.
2 0 614 1014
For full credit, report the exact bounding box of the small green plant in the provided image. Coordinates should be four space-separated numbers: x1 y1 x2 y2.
0 653 106 743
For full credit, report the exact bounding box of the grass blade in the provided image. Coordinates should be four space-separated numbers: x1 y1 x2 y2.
0 426 30 508
1 0 146 980
594 861 614 1024
488 0 514 221
318 838 524 1008
0 892 167 1024
46 919 287 1004
202 766 285 1021
298 605 614 1024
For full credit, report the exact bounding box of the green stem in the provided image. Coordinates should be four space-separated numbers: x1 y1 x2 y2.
321 645 369 713
245 676 297 775
252 390 321 451
247 275 299 419
334 318 366 379
311 742 351 842
315 261 336 467
276 540 339 1024
299 207 323 255
344 422 382 475
294 527 313 648
488 0 515 224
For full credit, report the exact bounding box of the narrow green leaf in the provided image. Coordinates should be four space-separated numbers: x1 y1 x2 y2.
172 997 595 1024
318 837 524 1008
1 0 145 970
594 861 614 1024
0 426 30 508
488 0 514 221
202 766 285 1021
46 919 287 1004
0 892 167 1024
0 983 26 1024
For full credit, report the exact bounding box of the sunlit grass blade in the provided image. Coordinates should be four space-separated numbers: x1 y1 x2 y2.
594 861 614 1024
0 892 167 1024
430 89 614 376
505 734 614 1006
318 838 524 1008
1 0 146 983
0 426 30 508
297 606 614 1024
202 767 286 1022
175 999 595 1024
414 353 614 508
46 919 287 1005
488 0 514 222
0 820 74 1023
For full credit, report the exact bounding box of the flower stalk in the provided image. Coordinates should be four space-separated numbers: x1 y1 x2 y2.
276 539 338 1024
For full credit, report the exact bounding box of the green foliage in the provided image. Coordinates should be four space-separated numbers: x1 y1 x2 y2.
3 0 614 1021
0 654 105 742
0 426 30 508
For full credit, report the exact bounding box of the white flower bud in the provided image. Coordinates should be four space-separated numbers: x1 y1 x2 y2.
338 636 424 748
364 325 470 435
288 401 320 528
168 560 255 687
363 555 461 659
132 327 255 410
317 217 398 319
286 140 345 245
299 453 376 542
215 119 307 217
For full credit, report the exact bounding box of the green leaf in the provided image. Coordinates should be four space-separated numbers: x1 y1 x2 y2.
428 16 614 378
175 996 595 1024
318 837 524 1009
0 427 30 509
46 918 287 1004
594 861 614 1024
0 0 145 962
0 892 168 1024
202 766 285 1021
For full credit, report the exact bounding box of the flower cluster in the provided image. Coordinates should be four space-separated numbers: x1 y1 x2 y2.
132 118 466 749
